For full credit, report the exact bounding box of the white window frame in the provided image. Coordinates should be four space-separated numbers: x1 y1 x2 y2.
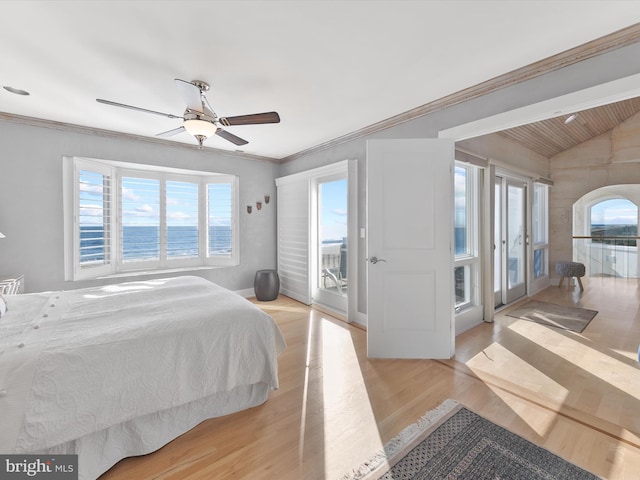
454 162 480 312
532 182 549 280
64 156 238 281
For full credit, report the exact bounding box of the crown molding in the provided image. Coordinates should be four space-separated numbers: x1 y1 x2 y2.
281 23 640 164
0 111 280 164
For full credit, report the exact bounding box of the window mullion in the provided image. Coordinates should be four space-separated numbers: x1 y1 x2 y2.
110 168 119 274
200 178 207 262
159 175 167 266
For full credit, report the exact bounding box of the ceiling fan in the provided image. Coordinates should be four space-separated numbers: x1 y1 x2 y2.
96 79 280 148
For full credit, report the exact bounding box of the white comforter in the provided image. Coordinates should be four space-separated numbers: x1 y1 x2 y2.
0 276 286 455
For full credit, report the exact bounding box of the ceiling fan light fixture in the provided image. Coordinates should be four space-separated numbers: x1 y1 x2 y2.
183 119 218 138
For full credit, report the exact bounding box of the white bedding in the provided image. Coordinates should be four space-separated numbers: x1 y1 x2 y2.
0 276 286 478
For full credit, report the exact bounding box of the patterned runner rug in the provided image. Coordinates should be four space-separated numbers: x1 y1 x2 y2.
342 399 599 480
506 300 598 333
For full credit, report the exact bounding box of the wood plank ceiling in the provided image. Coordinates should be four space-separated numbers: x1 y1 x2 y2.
498 97 640 158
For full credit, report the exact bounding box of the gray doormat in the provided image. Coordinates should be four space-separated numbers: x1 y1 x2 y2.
506 300 597 333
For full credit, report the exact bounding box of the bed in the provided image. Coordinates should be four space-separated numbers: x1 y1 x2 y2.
0 275 286 479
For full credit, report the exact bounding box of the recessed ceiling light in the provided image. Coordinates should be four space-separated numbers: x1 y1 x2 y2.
564 113 577 124
3 86 30 96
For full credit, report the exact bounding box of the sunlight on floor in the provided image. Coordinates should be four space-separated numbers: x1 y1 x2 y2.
258 303 309 314
298 316 315 465
467 341 570 399
313 314 384 478
509 320 640 401
467 341 569 437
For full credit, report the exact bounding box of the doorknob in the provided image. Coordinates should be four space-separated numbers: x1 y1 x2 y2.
368 256 387 264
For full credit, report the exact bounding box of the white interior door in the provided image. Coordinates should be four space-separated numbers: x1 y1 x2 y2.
366 138 454 359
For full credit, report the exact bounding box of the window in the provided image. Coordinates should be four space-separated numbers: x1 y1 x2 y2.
532 182 549 279
166 180 199 258
454 164 480 310
586 197 637 278
67 157 238 280
207 182 233 256
590 198 637 246
121 175 160 263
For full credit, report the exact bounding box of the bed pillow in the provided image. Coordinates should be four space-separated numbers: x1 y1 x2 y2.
0 294 7 318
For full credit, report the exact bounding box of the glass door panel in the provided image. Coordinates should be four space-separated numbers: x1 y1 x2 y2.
313 176 348 312
505 180 526 303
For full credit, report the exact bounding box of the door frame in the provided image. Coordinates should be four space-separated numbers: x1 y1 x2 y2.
276 159 358 321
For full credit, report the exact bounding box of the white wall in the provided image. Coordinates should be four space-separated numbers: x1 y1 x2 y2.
0 121 279 293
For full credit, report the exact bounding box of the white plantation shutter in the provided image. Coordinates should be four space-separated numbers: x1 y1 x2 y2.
78 171 111 264
74 160 115 280
276 178 310 304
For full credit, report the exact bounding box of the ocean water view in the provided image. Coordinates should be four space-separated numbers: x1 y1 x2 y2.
80 225 231 263
591 223 638 246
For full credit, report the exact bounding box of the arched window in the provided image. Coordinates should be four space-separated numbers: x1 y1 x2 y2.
590 198 637 247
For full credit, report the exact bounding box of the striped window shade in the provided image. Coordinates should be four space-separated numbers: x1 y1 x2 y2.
78 169 112 267
276 179 310 305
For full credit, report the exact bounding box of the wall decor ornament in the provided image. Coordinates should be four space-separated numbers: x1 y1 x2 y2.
247 205 252 214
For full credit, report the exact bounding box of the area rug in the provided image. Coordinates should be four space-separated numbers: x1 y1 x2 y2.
341 399 599 480
506 300 597 333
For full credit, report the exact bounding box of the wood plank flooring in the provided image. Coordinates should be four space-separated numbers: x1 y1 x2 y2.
101 277 640 479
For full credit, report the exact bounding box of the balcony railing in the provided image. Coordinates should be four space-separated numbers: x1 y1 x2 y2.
320 241 347 293
573 235 639 278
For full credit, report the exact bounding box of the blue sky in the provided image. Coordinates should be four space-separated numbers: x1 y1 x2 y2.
591 198 637 225
79 173 231 227
454 166 466 228
320 178 347 242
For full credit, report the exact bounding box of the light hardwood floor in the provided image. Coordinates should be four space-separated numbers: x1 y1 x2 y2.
101 277 640 479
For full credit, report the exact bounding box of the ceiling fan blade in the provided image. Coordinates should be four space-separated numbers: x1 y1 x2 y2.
215 128 249 146
96 99 182 119
175 79 204 113
156 126 186 138
219 111 280 127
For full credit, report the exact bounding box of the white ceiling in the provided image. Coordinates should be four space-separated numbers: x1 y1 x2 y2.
2 1 640 160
